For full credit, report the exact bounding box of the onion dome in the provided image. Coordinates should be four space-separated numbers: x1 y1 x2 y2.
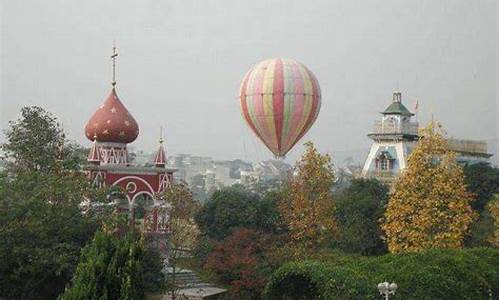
153 138 167 167
87 136 102 164
85 88 139 143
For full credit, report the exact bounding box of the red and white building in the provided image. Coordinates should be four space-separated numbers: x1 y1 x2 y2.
84 49 175 232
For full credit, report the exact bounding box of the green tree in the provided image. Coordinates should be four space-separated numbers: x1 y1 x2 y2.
195 185 282 241
335 178 389 255
382 123 475 253
1 106 82 173
463 162 499 211
278 141 337 258
0 106 103 299
60 228 146 300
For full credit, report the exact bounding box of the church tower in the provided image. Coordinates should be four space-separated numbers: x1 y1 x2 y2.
361 91 419 183
84 46 175 232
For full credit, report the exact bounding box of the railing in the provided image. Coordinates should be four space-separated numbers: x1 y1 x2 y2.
446 138 489 154
371 121 419 135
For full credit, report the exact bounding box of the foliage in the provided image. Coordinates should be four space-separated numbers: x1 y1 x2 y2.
0 106 110 299
488 194 498 247
334 178 389 255
0 179 97 299
1 106 83 173
463 162 499 211
264 247 499 300
156 182 201 299
195 185 282 241
278 141 337 257
382 123 475 253
205 228 272 299
60 229 146 300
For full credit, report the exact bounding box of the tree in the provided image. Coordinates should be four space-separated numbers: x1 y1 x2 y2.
157 182 200 299
488 194 498 247
1 106 82 174
278 141 337 257
335 178 389 255
60 228 147 300
195 185 282 241
205 228 271 299
463 162 498 211
0 106 100 299
382 123 475 253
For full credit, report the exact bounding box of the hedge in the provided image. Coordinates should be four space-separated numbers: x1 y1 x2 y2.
264 247 498 300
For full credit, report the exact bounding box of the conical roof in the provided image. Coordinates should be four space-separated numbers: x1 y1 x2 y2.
85 88 139 143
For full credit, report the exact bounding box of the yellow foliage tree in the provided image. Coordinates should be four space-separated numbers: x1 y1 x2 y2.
279 141 337 257
487 194 498 247
382 122 475 253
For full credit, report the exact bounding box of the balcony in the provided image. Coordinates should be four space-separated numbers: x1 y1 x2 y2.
370 121 419 136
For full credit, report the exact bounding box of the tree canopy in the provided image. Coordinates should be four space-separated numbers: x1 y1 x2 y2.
278 141 337 257
0 106 99 299
195 185 282 241
335 178 389 255
60 228 147 300
463 162 499 212
382 123 475 253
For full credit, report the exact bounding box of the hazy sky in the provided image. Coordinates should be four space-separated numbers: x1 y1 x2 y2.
1 0 498 165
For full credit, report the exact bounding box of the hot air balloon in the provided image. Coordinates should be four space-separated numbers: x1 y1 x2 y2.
239 58 321 158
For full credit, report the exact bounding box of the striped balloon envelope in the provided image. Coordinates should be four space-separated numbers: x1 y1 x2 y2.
239 58 321 158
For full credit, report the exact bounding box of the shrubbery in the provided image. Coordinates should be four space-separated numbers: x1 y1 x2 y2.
60 229 153 300
265 248 498 300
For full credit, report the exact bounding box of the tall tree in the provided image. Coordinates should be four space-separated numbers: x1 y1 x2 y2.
279 141 337 257
0 106 99 299
335 178 389 255
382 123 475 253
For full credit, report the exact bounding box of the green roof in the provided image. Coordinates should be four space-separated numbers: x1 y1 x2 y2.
382 102 414 116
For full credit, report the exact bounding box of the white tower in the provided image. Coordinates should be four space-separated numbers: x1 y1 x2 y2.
362 91 419 183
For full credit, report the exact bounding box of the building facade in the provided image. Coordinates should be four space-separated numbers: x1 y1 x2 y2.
84 47 175 233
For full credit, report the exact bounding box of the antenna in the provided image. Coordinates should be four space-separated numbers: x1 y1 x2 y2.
159 126 164 144
111 43 118 87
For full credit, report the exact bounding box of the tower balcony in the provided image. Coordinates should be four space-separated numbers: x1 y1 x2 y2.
369 121 419 137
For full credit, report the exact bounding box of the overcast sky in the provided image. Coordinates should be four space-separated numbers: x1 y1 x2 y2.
1 0 498 165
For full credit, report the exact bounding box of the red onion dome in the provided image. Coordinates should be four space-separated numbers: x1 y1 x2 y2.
85 88 139 143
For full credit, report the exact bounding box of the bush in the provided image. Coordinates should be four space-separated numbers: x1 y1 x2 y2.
264 248 498 300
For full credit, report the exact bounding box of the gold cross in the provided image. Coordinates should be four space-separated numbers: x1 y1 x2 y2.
111 45 118 86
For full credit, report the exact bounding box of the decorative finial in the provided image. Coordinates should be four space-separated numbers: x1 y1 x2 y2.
159 126 164 144
111 43 118 87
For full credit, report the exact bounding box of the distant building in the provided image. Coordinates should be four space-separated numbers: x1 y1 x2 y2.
362 91 492 184
362 91 419 184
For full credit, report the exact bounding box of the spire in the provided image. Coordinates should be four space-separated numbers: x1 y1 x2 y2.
154 127 167 168
87 133 102 164
111 44 118 87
